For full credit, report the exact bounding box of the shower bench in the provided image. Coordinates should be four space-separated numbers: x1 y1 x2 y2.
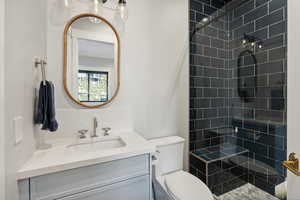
190 142 249 196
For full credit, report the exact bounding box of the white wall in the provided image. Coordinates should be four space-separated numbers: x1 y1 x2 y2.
4 0 45 199
124 0 189 139
287 0 300 199
46 0 189 146
2 1 188 199
0 0 5 199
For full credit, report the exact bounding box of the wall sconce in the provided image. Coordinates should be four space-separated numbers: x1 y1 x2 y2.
117 0 128 21
241 34 263 49
64 0 70 7
89 0 129 22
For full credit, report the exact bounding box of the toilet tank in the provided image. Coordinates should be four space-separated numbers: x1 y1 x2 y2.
149 136 185 175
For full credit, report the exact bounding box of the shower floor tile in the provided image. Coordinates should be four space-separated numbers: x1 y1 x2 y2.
216 183 280 200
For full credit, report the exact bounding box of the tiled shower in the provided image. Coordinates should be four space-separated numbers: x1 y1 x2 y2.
189 0 287 198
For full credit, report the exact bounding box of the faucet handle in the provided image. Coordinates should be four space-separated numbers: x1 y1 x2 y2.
102 127 111 136
78 129 88 139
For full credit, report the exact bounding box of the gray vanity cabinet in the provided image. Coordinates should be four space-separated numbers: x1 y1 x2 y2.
58 175 150 200
18 154 152 200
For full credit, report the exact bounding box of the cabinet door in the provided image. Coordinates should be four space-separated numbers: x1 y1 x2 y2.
30 155 150 200
58 175 150 200
18 180 30 200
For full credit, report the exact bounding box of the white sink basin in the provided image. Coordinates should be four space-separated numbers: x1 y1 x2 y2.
67 136 126 151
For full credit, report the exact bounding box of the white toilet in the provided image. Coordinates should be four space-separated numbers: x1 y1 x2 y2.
149 136 214 200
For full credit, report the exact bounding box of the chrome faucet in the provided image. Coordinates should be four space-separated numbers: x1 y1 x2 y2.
102 127 111 136
78 129 88 139
91 117 99 138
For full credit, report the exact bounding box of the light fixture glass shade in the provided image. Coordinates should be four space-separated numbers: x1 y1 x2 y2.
89 0 104 15
88 0 104 23
118 0 128 21
64 0 70 8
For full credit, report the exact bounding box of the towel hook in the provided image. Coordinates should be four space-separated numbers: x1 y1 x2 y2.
35 58 47 85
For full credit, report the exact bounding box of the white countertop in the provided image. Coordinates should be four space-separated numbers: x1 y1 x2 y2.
17 131 155 180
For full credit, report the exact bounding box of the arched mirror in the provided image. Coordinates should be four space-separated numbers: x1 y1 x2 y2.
237 49 257 102
64 14 120 108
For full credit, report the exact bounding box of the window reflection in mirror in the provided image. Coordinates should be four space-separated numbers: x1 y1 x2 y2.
78 70 108 102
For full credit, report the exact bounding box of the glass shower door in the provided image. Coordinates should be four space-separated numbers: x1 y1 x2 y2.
189 0 288 199
286 0 300 199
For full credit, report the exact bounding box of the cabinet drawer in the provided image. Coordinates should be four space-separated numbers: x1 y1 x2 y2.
30 154 150 200
58 175 150 200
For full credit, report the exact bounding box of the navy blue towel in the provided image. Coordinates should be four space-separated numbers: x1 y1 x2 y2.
35 81 58 132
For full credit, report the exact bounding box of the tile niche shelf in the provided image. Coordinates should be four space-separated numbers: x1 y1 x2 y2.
190 143 250 196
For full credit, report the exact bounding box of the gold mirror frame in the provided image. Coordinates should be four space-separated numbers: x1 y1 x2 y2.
63 14 121 108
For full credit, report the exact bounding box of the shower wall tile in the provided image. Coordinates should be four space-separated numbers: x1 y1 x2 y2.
230 16 243 30
244 4 268 24
269 0 287 12
255 8 284 30
197 0 210 5
204 5 218 15
234 22 255 39
211 0 226 9
261 36 284 52
234 0 254 18
190 0 287 197
190 0 204 12
257 60 284 74
252 28 269 40
256 0 268 7
190 0 231 152
269 21 287 37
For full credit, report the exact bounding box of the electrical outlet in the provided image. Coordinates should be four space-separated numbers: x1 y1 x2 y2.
13 116 23 145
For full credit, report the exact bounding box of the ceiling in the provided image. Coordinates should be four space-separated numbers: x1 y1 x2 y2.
78 39 114 59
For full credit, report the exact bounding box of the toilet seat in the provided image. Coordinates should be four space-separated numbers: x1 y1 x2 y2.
164 170 213 200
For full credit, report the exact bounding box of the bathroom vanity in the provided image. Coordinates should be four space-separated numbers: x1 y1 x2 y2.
17 131 155 200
